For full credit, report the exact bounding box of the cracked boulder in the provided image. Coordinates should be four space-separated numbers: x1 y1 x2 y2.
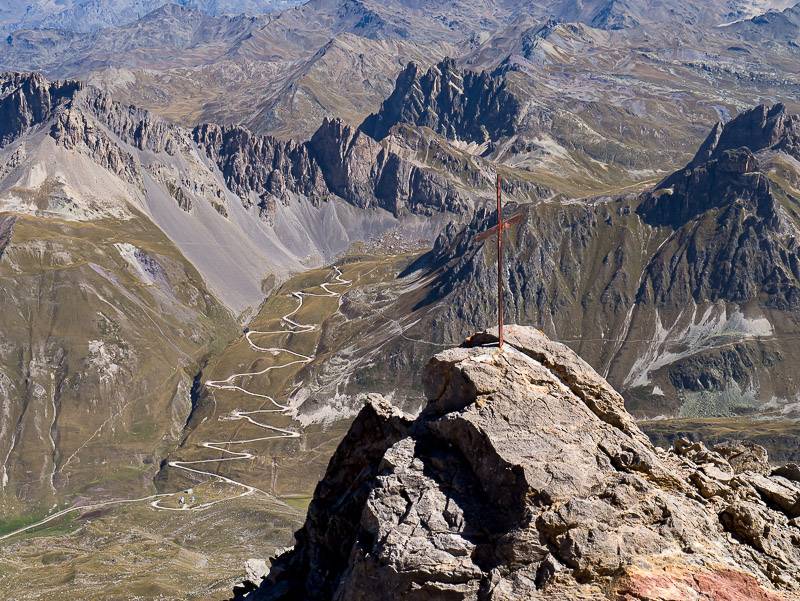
239 325 800 600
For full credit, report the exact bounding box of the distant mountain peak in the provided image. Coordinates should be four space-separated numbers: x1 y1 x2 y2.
689 103 798 168
0 0 299 34
359 58 521 144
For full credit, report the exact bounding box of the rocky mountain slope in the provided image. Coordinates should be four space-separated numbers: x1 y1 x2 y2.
1 71 520 311
360 58 521 144
271 103 800 429
726 3 800 40
2 1 800 598
0 0 299 33
0 210 237 515
242 326 800 600
433 104 800 417
1 69 532 519
552 0 799 30
0 2 461 140
4 0 799 176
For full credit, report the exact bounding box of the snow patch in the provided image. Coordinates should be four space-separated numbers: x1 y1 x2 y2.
625 303 773 388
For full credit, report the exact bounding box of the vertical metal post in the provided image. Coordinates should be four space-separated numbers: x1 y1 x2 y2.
497 174 504 349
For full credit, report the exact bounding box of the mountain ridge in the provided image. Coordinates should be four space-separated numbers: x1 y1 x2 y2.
275 101 800 430
0 0 300 34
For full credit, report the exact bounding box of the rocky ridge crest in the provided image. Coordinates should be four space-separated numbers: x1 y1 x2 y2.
360 58 521 145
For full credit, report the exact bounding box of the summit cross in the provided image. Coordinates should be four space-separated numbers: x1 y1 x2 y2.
475 174 523 349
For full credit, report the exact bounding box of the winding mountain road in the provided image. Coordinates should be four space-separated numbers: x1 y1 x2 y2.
1 266 352 537
151 265 352 511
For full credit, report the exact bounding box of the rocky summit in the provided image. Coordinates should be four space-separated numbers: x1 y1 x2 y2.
242 326 800 600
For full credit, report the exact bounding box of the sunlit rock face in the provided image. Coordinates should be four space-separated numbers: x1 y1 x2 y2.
243 326 800 601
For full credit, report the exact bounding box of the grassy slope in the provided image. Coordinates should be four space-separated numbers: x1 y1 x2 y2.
0 211 238 520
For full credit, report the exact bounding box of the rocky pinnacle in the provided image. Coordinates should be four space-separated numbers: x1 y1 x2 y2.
239 325 800 601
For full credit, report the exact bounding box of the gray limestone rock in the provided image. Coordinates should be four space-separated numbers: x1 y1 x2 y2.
360 58 521 145
713 440 771 475
239 326 800 601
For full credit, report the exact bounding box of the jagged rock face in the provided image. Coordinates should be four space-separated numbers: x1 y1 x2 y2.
0 72 82 146
360 58 521 144
193 123 329 217
2 71 190 168
307 117 384 208
309 117 480 216
194 114 512 219
81 89 188 155
244 326 800 600
642 148 774 228
689 104 800 168
637 148 800 309
50 104 143 185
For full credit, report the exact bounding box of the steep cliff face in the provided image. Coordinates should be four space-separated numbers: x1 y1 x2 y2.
0 72 82 146
193 123 328 219
360 58 521 144
688 104 800 168
309 117 480 216
194 114 548 219
241 326 800 600
637 148 800 310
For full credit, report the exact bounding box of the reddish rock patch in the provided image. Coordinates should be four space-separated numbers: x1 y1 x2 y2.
618 566 787 601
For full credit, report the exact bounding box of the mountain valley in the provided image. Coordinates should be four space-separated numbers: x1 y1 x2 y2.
1 0 800 599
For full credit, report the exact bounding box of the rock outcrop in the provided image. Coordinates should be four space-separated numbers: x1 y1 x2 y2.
0 72 82 146
0 214 15 259
239 326 800 600
360 58 521 144
195 115 537 219
637 147 800 310
688 104 800 168
193 123 328 218
308 117 477 216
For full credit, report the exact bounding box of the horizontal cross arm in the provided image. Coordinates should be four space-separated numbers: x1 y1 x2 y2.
473 211 525 242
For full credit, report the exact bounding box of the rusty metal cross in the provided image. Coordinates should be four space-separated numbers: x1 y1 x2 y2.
475 174 523 349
